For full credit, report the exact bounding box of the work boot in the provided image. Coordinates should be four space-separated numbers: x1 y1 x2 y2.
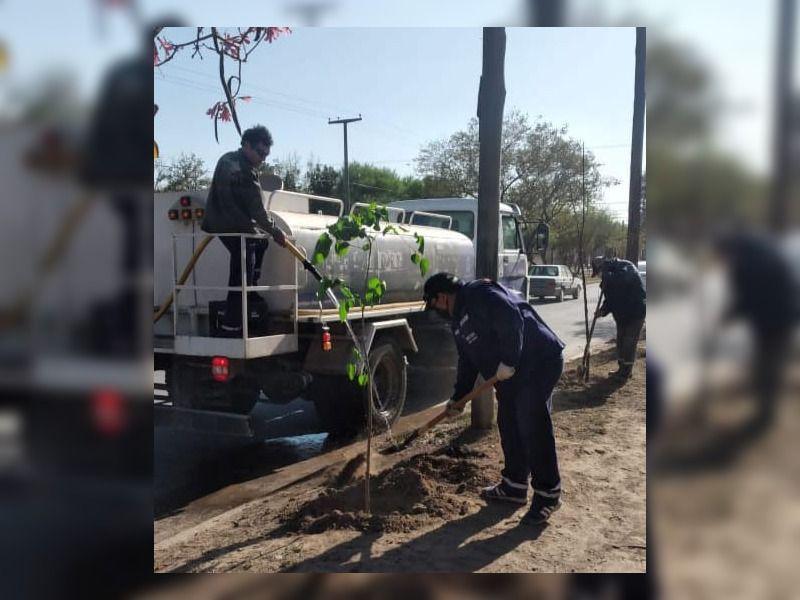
480 481 527 505
611 365 632 380
521 494 562 525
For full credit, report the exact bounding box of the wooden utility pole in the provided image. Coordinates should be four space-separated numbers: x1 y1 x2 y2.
328 115 362 214
472 27 506 430
626 27 646 263
770 0 795 231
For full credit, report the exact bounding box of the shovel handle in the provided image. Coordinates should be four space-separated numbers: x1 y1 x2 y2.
419 375 501 434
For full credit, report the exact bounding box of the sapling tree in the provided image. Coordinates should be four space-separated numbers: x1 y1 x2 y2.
312 201 428 512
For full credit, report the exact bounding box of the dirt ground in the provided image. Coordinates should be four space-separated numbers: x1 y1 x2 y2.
154 343 646 573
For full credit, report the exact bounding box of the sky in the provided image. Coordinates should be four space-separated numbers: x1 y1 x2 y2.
1 0 786 222
154 27 638 221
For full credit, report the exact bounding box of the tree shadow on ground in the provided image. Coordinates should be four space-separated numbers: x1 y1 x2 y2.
285 502 546 572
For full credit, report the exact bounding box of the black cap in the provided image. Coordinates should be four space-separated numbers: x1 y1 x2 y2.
423 272 462 306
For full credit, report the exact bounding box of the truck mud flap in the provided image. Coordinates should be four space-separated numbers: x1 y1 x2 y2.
155 403 254 437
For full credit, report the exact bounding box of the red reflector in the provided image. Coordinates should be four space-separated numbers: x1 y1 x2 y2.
321 326 332 352
168 209 179 220
91 389 127 437
179 196 191 207
194 208 205 219
180 208 192 220
211 356 230 382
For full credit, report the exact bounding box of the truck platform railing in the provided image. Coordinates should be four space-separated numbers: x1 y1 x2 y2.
169 232 299 359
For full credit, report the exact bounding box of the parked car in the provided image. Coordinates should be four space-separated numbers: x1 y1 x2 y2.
527 264 582 302
637 260 646 290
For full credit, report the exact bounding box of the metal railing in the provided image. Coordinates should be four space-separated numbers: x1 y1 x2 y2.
171 232 298 341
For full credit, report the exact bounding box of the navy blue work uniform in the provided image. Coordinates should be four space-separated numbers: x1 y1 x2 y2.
451 279 566 500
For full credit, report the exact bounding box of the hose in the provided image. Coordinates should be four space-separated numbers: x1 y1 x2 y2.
152 234 214 323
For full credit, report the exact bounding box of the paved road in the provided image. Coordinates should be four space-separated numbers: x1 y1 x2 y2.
530 282 614 359
154 281 613 515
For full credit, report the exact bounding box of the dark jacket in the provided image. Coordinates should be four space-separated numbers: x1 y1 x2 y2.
721 232 799 334
600 259 646 323
450 279 565 400
201 149 277 234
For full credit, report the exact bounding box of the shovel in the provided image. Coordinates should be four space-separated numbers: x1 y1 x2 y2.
380 375 500 455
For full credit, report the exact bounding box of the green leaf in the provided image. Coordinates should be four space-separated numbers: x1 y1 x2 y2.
338 303 348 322
357 373 368 387
335 241 350 257
420 257 430 276
418 236 425 254
365 290 375 305
367 276 381 291
313 232 332 265
347 362 356 381
410 252 420 265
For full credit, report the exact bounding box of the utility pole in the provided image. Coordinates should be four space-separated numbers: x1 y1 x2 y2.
626 27 646 263
328 115 362 214
770 0 795 232
472 27 506 430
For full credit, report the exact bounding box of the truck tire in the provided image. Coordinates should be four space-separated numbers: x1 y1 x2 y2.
309 341 407 436
365 341 407 431
573 285 582 300
555 288 564 302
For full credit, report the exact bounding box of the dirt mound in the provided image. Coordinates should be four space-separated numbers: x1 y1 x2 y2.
281 450 491 534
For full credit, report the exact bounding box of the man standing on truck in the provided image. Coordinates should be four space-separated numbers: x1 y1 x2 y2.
423 273 566 525
202 125 287 335
596 258 646 380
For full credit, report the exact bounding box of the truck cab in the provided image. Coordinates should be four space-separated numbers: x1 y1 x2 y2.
387 197 529 296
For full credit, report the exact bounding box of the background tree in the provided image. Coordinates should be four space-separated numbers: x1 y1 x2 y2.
305 162 341 197
154 152 210 191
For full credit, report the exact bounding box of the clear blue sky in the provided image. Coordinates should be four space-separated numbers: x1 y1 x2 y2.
154 27 637 220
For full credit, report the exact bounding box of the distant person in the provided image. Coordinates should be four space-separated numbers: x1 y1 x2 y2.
714 231 798 435
597 258 647 380
201 125 287 335
423 273 566 525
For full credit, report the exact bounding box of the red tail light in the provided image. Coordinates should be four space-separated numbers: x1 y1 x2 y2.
168 209 178 220
179 195 191 207
321 326 332 352
180 208 192 220
91 389 127 437
211 356 230 382
194 208 205 219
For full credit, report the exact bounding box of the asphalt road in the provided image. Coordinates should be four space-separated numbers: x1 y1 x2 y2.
154 280 612 515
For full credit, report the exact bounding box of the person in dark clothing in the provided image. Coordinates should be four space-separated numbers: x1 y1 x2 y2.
597 258 646 379
201 125 287 334
714 231 798 436
423 273 566 525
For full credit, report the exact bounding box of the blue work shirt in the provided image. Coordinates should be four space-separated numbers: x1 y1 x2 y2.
450 279 565 400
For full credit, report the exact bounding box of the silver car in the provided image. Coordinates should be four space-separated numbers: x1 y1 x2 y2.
527 264 582 302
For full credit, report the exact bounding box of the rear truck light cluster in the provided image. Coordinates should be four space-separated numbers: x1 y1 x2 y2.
91 388 127 437
211 356 230 382
167 196 204 221
321 325 332 352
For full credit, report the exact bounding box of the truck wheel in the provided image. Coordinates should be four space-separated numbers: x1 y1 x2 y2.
364 341 407 431
573 286 582 300
309 341 407 435
555 288 564 302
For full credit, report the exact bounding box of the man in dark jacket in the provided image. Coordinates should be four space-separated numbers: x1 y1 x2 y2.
423 273 566 525
202 125 286 334
598 258 646 379
714 231 798 436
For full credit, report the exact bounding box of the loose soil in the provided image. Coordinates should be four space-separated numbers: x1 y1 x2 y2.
154 343 646 573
